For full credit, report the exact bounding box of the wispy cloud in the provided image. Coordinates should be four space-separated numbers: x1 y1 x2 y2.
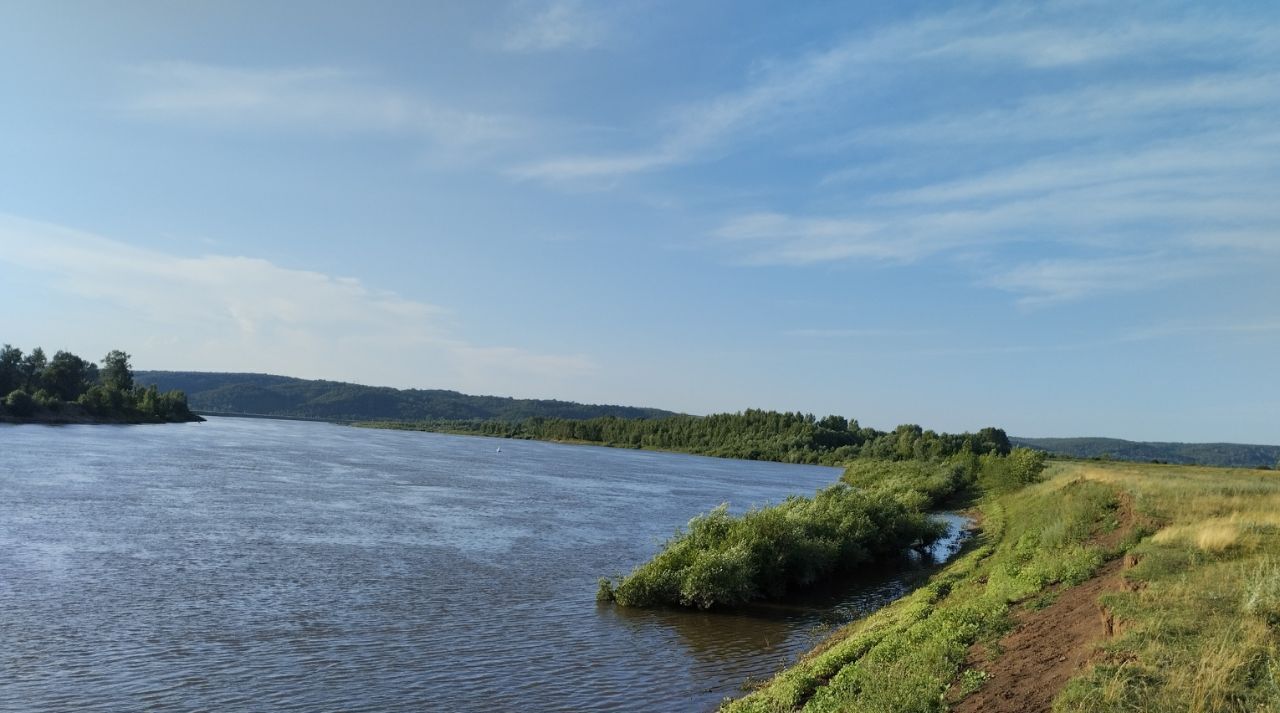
783 328 938 339
513 4 1279 182
498 0 609 52
984 255 1208 307
1122 321 1280 342
921 12 1277 68
714 213 916 265
122 62 517 149
674 5 1280 308
845 73 1280 151
0 214 595 392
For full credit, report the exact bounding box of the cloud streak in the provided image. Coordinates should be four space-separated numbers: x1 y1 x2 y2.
498 1 609 52
984 255 1209 307
122 62 517 149
513 4 1280 182
0 214 595 392
667 5 1280 307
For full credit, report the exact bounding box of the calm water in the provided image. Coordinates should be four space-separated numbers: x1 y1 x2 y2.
0 417 966 712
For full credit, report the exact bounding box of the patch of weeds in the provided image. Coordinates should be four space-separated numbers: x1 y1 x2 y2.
957 668 990 697
1027 590 1060 611
1242 557 1280 625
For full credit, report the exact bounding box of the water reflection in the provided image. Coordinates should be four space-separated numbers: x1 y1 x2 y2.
604 513 972 709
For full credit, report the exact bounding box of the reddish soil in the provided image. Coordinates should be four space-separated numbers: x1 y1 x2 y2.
950 487 1144 713
951 559 1125 713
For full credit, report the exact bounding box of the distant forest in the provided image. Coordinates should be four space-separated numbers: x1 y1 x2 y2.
367 411 1014 466
135 371 677 422
130 371 1277 469
1 345 198 424
1012 436 1280 469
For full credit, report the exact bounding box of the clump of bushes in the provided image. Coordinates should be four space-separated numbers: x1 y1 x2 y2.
4 389 35 417
600 450 1049 610
977 447 1047 494
598 485 945 609
32 389 62 411
841 456 978 507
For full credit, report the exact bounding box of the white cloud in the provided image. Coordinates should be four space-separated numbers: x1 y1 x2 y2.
122 62 517 149
714 212 923 265
0 214 595 392
984 255 1207 307
499 0 608 52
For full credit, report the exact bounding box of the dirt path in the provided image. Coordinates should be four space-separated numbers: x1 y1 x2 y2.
951 487 1141 713
951 559 1124 713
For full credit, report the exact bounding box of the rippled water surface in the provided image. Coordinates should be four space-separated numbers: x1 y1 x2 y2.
1 417 966 712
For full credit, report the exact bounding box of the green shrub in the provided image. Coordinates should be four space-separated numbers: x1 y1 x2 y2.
608 483 947 609
4 389 35 416
977 447 1046 494
77 384 122 414
604 453 1042 610
32 389 62 411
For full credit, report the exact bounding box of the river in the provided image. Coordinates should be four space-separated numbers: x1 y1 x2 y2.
0 416 967 712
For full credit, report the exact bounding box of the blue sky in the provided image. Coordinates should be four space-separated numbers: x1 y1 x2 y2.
2 1 1278 442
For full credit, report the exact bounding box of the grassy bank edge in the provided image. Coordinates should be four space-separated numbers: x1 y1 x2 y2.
720 460 1280 711
721 463 1138 712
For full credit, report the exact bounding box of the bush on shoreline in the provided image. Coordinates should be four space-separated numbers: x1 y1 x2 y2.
598 485 946 608
598 452 1042 610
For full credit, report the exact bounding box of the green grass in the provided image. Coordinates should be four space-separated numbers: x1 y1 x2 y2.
719 461 1280 712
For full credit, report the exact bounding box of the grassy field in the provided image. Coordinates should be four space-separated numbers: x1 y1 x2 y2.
722 460 1280 712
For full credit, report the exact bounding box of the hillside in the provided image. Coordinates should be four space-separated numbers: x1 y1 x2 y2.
134 371 677 422
1012 436 1280 469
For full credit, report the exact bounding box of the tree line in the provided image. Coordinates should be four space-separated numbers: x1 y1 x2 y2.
0 344 196 422
368 409 1013 465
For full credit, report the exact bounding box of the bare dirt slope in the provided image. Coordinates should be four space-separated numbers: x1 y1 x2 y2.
952 559 1125 713
953 486 1142 713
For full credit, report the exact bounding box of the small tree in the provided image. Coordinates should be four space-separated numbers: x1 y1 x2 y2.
44 350 95 400
20 347 47 392
0 345 22 395
100 350 133 391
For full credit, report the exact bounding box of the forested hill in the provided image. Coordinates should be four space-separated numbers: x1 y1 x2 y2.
134 371 677 422
1012 436 1280 469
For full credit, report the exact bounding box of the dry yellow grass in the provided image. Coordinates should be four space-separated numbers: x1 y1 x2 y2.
1053 460 1280 712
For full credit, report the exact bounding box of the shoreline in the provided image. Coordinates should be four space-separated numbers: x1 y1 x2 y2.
0 403 204 426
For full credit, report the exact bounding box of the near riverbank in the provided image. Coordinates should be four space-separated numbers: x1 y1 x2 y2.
722 459 1280 712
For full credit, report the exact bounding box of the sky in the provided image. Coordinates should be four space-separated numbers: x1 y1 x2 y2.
1 1 1278 443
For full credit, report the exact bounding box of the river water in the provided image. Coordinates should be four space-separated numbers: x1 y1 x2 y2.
0 416 967 712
